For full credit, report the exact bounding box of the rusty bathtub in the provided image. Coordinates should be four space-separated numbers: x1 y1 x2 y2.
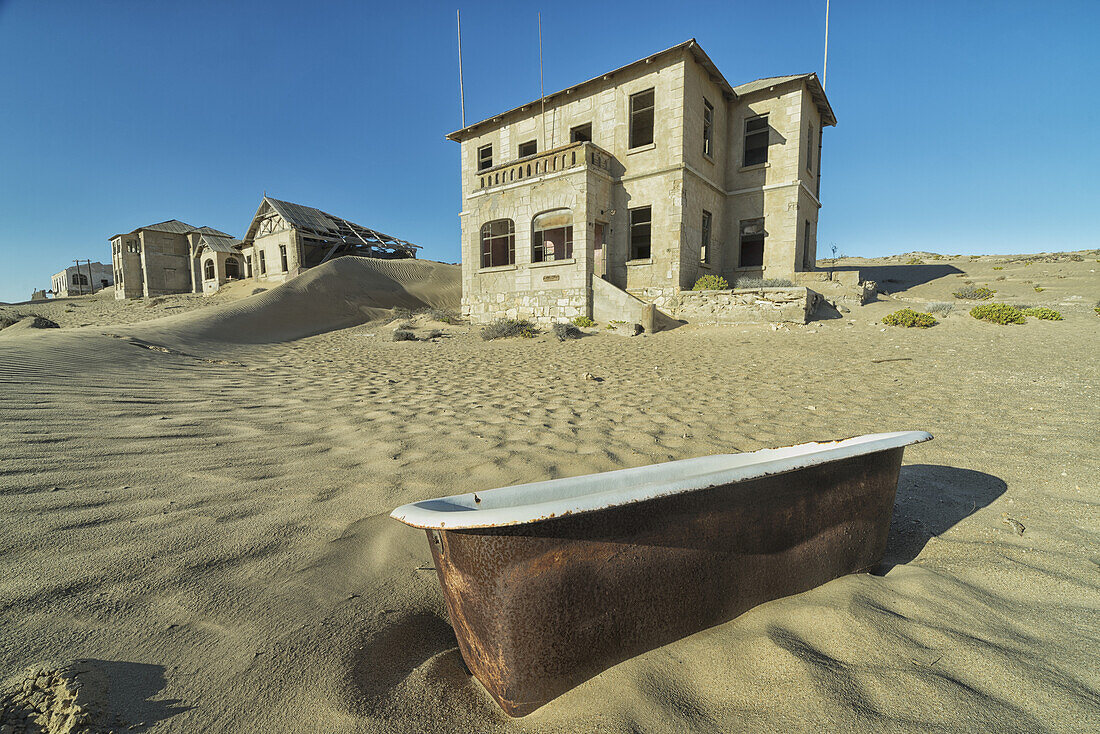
391 430 932 716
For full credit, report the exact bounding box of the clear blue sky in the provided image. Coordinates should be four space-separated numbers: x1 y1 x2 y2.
1 0 1097 302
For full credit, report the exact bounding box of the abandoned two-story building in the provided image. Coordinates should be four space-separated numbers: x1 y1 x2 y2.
110 220 239 300
448 39 835 324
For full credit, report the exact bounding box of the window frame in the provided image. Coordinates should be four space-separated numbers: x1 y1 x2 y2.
477 143 493 171
279 244 289 272
570 123 592 143
806 124 815 172
518 140 537 158
531 210 574 263
743 114 769 167
204 259 216 281
702 98 714 158
258 250 266 274
629 89 655 149
480 219 516 269
701 210 713 264
628 206 653 261
738 218 766 268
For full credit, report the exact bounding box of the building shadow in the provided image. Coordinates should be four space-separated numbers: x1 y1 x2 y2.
830 263 963 290
875 464 1007 572
87 659 190 729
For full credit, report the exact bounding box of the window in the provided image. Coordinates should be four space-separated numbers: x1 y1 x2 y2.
570 123 592 143
71 272 88 286
259 251 266 274
480 219 515 268
701 210 712 263
126 239 139 253
204 259 215 280
225 257 240 279
532 210 573 263
803 220 814 269
739 218 765 267
518 140 537 158
629 89 654 148
702 98 714 157
629 207 652 260
477 144 493 171
743 115 769 166
245 255 252 277
806 124 815 172
279 244 289 272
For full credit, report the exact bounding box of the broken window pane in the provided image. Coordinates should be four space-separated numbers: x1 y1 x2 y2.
703 99 714 157
570 123 592 143
477 143 493 171
630 89 655 148
701 210 712 263
480 219 515 268
739 218 765 267
532 210 573 263
743 115 769 166
629 206 652 260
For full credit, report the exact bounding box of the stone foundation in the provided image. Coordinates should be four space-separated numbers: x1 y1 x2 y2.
670 287 815 324
464 287 588 325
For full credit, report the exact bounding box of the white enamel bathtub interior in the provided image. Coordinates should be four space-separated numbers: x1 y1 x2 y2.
390 431 933 530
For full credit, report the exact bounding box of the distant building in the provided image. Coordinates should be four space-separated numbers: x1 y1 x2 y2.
234 196 420 289
51 262 113 297
446 38 835 324
110 220 238 300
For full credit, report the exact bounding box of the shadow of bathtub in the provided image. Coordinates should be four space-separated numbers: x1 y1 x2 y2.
877 463 1007 572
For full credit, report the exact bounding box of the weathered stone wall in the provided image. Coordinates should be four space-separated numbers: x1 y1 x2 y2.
670 287 814 324
138 231 191 297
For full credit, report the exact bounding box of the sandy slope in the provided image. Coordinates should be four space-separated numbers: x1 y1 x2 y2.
0 254 1097 733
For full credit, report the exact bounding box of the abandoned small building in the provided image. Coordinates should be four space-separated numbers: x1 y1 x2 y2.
447 38 836 324
110 220 238 300
50 262 113 297
236 196 420 289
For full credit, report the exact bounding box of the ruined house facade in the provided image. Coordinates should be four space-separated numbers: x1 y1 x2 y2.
237 197 420 290
110 198 419 297
51 262 113 297
110 220 238 300
448 39 835 324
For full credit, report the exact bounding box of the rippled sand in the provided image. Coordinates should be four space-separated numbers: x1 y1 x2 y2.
1 254 1097 732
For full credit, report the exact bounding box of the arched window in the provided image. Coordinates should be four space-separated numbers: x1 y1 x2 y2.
204 259 216 281
72 272 88 286
532 210 573 263
225 257 240 279
480 219 515 268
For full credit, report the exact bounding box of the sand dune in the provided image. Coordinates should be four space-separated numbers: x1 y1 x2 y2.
123 257 460 346
1 253 1097 733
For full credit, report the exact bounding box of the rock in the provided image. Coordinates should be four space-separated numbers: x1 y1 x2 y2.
610 322 643 337
582 372 596 381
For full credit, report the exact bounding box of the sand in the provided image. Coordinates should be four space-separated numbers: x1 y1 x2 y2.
1 253 1097 732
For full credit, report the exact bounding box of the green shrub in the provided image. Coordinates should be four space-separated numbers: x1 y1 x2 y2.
571 316 596 328
552 322 583 341
480 319 538 340
1033 286 1044 292
970 303 1025 325
392 329 417 341
882 308 937 328
429 308 460 324
953 285 995 300
992 266 1004 270
692 274 729 291
1022 307 1062 320
906 257 923 265
733 276 794 289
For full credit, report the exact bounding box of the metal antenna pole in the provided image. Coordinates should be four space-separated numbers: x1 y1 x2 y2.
539 12 547 148
457 9 466 128
823 0 830 89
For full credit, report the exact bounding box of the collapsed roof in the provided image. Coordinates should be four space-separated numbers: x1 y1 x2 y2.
244 196 420 262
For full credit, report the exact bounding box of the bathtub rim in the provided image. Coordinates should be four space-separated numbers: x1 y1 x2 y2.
390 430 932 530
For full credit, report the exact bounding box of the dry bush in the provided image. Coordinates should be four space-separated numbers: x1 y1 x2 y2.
953 285 995 300
480 319 538 340
552 322 583 341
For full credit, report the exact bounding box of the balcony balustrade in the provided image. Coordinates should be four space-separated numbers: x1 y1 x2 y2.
476 141 612 191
